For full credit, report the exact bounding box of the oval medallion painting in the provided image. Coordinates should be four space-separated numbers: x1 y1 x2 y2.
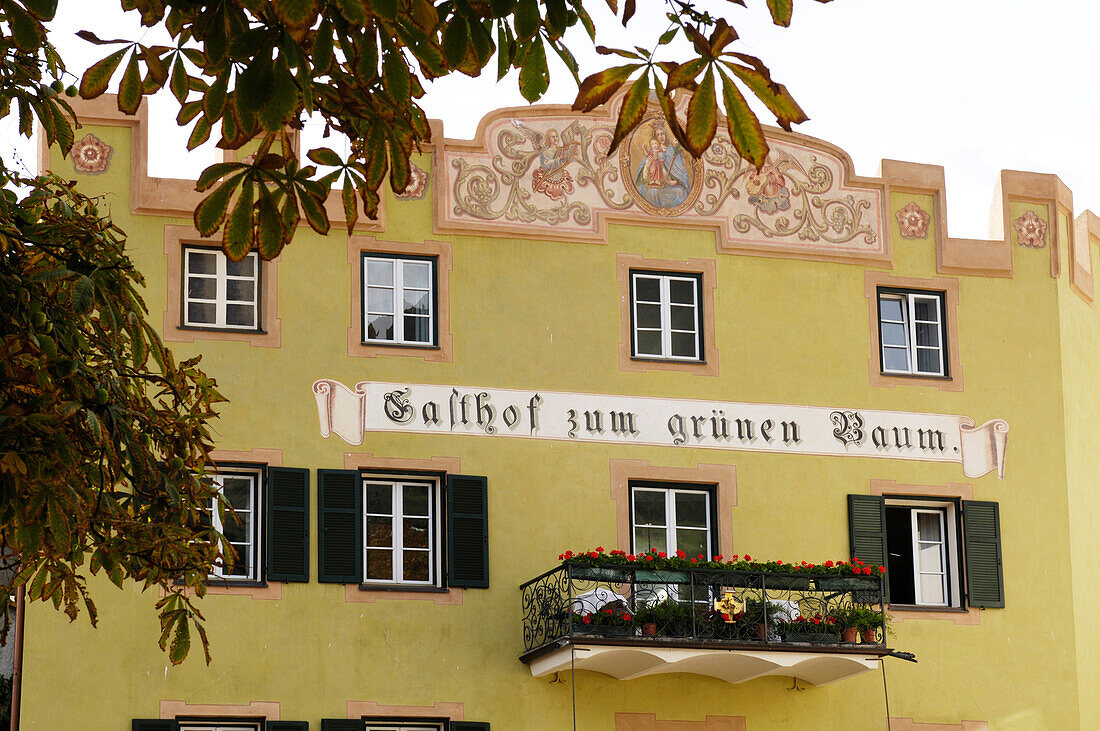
619 113 703 216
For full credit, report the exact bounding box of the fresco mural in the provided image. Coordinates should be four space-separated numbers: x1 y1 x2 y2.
440 101 886 262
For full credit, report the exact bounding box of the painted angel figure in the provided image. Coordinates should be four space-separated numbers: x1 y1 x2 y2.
745 150 803 214
511 119 579 201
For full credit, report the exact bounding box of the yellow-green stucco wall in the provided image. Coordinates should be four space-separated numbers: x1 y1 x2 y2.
17 119 1098 730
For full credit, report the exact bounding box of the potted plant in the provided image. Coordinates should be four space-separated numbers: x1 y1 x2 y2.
844 605 889 644
833 606 861 643
572 600 635 636
648 598 693 637
781 613 841 644
743 599 785 640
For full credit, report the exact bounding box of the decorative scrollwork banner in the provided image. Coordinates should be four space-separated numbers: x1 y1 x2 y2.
313 379 1009 479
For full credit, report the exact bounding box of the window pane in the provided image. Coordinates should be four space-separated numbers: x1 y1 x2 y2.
403 518 429 548
367 258 394 285
916 347 941 374
635 303 661 329
221 512 248 543
187 277 216 300
915 323 940 347
913 298 937 322
880 322 907 347
878 297 903 321
674 492 708 528
633 490 666 525
403 484 429 516
404 316 430 343
403 550 429 582
403 261 430 289
226 304 255 327
882 346 909 372
366 549 393 580
918 541 944 573
670 304 696 331
633 527 666 554
226 255 256 277
226 279 255 302
367 287 394 314
669 279 695 304
367 517 393 547
366 484 392 514
403 290 429 316
635 330 661 356
675 529 707 559
634 277 659 302
916 512 942 542
221 477 252 509
919 573 945 604
670 332 696 358
187 302 216 324
227 545 251 577
187 251 216 274
367 315 394 340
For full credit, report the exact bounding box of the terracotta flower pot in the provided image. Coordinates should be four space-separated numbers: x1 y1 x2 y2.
642 622 657 636
860 628 878 643
841 627 859 643
754 623 767 640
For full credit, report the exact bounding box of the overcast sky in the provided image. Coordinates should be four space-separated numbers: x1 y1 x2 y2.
6 0 1097 238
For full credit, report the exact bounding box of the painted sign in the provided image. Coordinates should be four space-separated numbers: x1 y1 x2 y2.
313 379 1009 479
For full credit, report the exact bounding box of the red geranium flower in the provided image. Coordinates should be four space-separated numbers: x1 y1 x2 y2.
658 551 667 559
878 565 886 573
582 615 591 624
743 554 751 561
627 554 636 562
645 555 654 562
824 560 834 568
716 554 724 561
675 549 686 558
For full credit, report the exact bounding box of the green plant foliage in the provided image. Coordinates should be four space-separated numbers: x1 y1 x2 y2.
0 0 230 664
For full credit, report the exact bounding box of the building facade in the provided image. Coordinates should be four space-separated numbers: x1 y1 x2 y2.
18 93 1100 730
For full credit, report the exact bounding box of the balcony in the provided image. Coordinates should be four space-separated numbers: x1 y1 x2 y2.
520 562 891 686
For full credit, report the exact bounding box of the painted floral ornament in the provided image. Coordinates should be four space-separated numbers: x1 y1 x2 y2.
396 163 429 200
70 133 112 174
1013 209 1047 248
895 201 931 239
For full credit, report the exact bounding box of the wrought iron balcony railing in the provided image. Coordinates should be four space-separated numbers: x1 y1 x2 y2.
520 562 889 661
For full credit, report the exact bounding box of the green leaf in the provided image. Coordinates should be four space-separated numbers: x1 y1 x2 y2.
238 54 275 117
312 18 334 74
168 616 190 664
117 50 143 114
341 174 358 233
258 56 296 130
169 56 189 104
372 0 397 21
223 181 255 260
718 69 768 168
515 0 539 40
48 498 70 549
332 0 367 24
443 15 470 68
726 63 808 131
657 27 678 45
307 147 343 167
22 0 58 21
203 73 227 121
255 189 283 259
518 39 549 103
195 162 245 192
79 47 128 99
666 58 706 91
73 276 94 313
187 116 211 150
767 0 794 27
6 0 44 52
607 71 649 154
572 63 637 113
271 0 319 28
382 42 410 101
193 175 243 235
683 65 718 157
496 24 514 80
299 188 329 234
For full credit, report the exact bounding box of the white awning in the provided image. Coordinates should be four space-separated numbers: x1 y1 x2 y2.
527 643 881 687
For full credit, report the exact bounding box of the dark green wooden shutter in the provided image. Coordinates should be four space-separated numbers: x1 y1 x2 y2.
266 467 310 582
447 474 489 588
318 469 362 583
320 721 363 731
452 723 490 731
848 494 888 601
132 722 176 731
268 723 309 731
962 500 1005 608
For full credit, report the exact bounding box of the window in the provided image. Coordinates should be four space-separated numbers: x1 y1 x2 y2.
848 494 1005 609
630 271 703 361
877 288 947 377
884 501 960 607
362 254 436 346
364 723 443 731
364 476 440 586
179 724 261 731
206 469 262 582
317 470 489 590
183 246 261 331
630 483 714 560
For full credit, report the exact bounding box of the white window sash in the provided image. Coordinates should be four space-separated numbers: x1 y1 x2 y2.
182 248 259 330
363 478 439 586
631 273 701 361
910 508 948 607
879 292 945 377
208 471 261 582
362 256 435 346
630 486 712 559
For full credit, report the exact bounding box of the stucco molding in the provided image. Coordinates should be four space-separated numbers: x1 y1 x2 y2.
615 713 747 730
609 459 737 558
616 253 719 376
346 700 464 720
159 700 280 719
889 719 988 731
1071 210 1100 302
